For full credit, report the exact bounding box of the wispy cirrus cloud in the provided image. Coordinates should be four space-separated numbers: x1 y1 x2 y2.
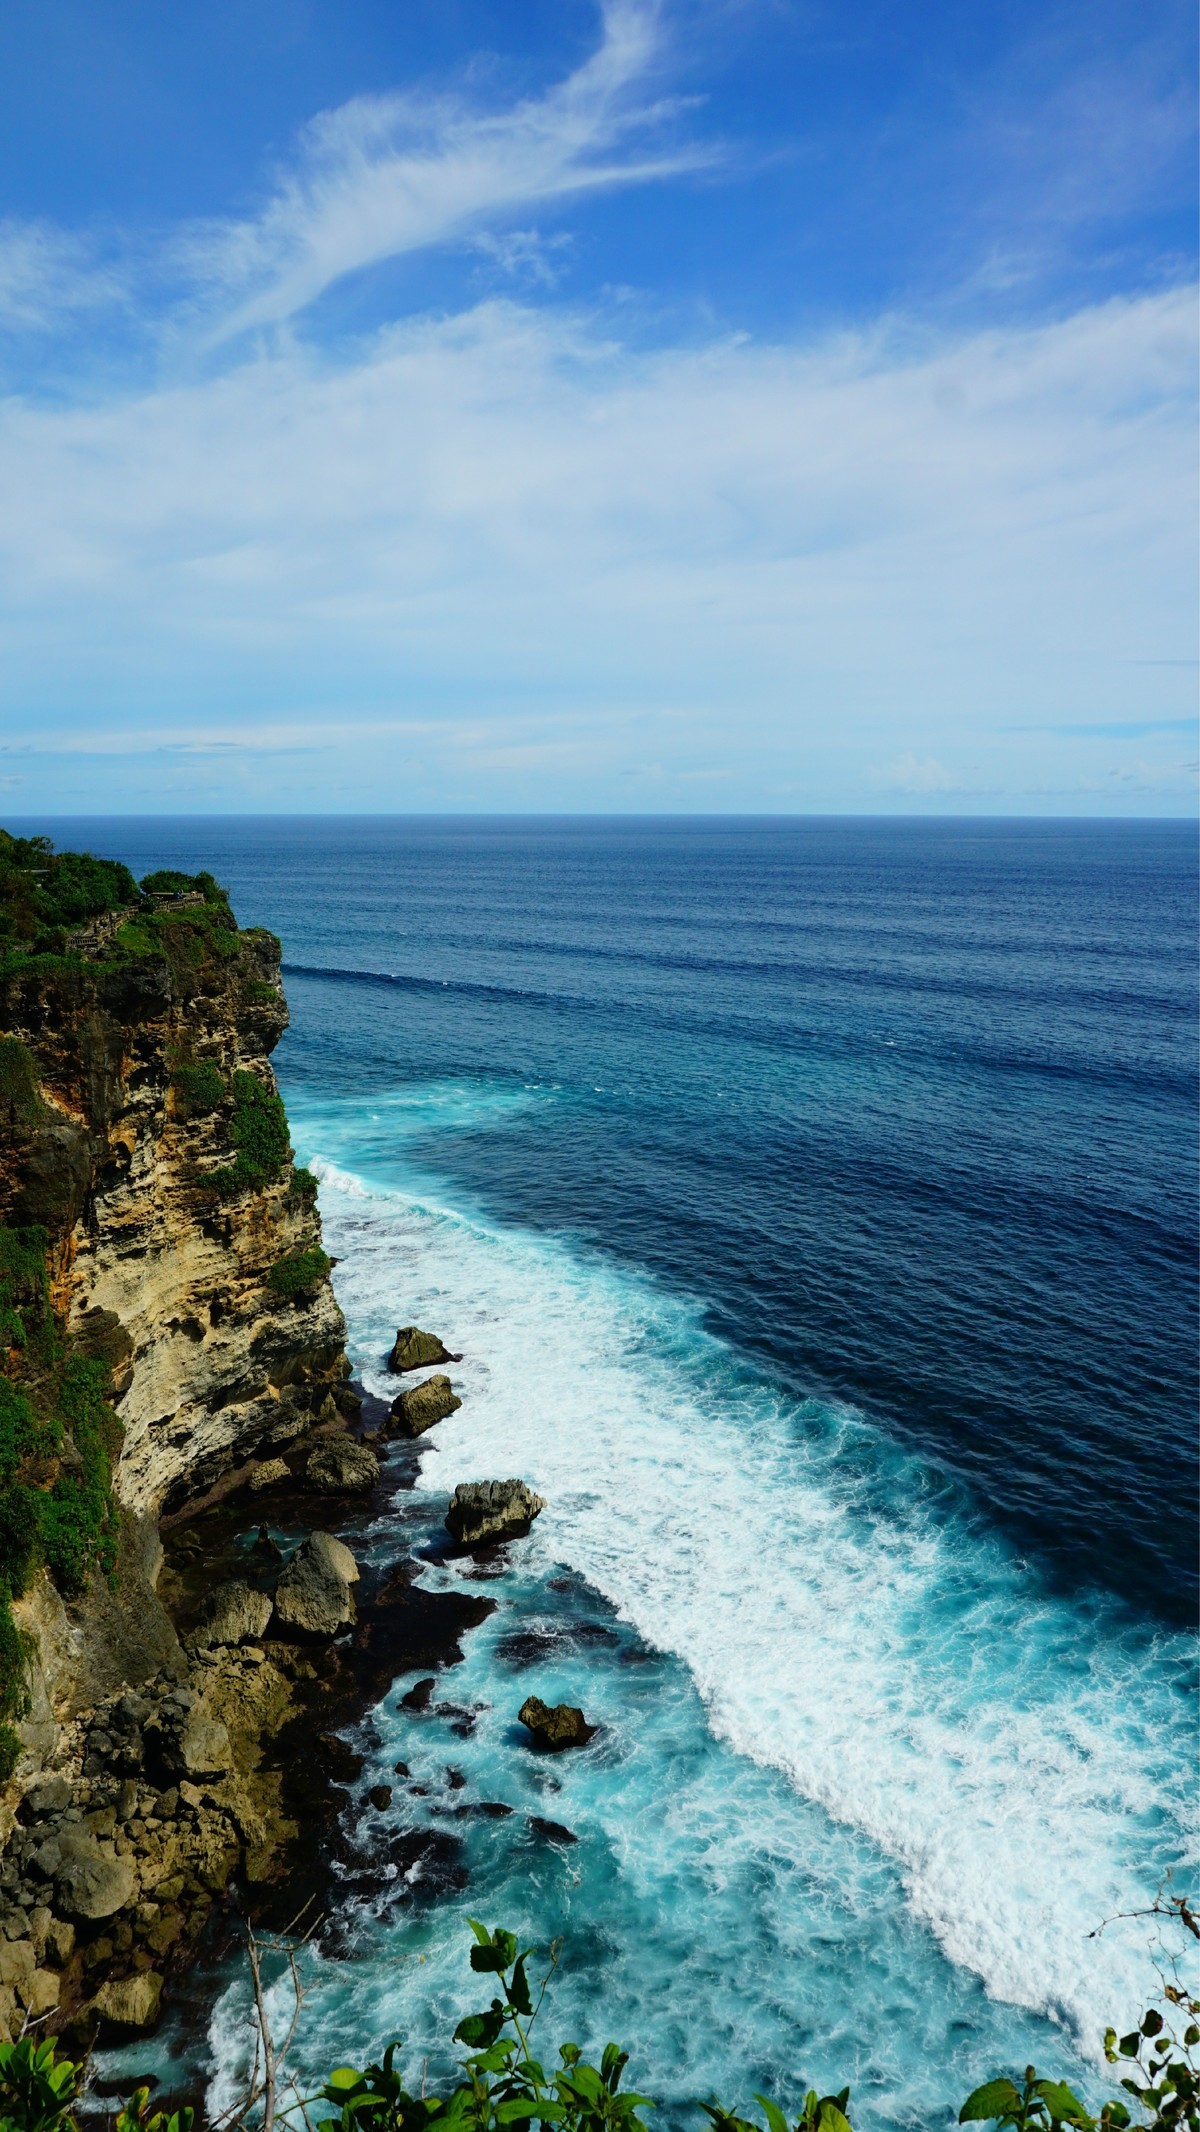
0 221 125 334
183 0 707 344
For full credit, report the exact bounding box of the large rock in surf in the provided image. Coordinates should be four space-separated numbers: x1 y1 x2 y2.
390 1373 461 1438
518 1697 595 1751
446 1479 545 1548
388 1326 456 1372
306 1434 379 1493
91 1969 164 2032
273 1530 360 1636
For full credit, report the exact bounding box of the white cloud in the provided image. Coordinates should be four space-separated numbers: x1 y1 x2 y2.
184 0 706 343
0 222 124 333
0 276 1192 808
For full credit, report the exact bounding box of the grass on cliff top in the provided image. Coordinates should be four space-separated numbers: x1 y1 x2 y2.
0 830 137 954
0 828 239 973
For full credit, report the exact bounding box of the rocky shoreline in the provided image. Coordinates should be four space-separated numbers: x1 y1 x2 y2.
0 836 593 2084
0 842 544 2071
0 1362 535 2058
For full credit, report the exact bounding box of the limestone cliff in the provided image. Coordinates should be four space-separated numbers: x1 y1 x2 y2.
1 887 347 1520
0 837 349 1767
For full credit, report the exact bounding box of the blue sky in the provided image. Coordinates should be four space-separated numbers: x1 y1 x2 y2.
0 0 1195 814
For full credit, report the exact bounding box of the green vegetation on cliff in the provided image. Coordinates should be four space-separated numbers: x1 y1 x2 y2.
0 1221 123 1766
207 1068 291 1198
172 1060 226 1117
0 828 240 979
0 832 137 956
268 1246 332 1299
0 1039 48 1137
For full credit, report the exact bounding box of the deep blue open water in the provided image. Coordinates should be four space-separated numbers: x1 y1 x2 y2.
26 816 1199 2128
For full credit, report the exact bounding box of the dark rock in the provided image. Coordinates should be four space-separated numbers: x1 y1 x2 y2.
446 1768 466 1790
493 1630 564 1669
528 1817 578 1845
306 1437 379 1495
446 1480 545 1548
388 1375 461 1439
393 1761 409 1778
22 1778 72 1820
367 1785 393 1810
435 1703 482 1739
316 1734 364 1783
388 1327 456 1373
517 1698 595 1752
399 1677 436 1712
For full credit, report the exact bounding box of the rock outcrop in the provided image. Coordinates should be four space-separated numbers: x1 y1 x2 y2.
388 1327 455 1372
389 1374 461 1438
306 1436 378 1493
515 1697 596 1748
273 1532 359 1637
445 1481 545 1548
189 1581 273 1651
517 1697 595 1751
90 1969 163 2031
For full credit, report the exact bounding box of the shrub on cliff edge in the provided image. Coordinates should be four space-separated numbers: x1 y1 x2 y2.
207 1070 291 1198
267 1247 331 1300
172 1061 226 1117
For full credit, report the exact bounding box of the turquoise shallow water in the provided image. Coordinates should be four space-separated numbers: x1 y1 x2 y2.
35 815 1195 2129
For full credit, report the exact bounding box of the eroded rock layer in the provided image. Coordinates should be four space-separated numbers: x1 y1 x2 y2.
1 916 348 1519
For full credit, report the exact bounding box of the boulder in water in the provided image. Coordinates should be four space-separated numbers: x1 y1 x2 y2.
518 1698 594 1752
388 1327 456 1372
445 1480 545 1548
91 1970 163 2033
389 1374 461 1438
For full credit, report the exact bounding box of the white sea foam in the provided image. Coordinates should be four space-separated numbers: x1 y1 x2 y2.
190 1097 1198 2130
301 1123 1197 2061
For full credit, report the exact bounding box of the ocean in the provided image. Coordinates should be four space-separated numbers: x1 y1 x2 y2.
27 815 1199 2128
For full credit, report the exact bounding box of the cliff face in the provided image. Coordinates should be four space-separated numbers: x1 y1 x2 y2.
0 840 399 2047
1 908 347 1522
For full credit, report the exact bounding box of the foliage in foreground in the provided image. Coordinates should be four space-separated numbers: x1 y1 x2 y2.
0 1921 1194 2132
